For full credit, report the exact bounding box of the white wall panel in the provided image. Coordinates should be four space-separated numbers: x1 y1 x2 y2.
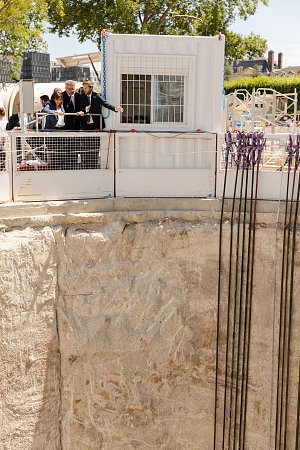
115 132 216 197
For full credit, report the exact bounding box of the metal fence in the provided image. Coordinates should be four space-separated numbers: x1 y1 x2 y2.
13 133 107 171
0 132 12 201
1 130 298 202
10 131 114 202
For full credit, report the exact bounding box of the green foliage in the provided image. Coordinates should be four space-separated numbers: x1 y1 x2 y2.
0 0 61 78
224 76 300 95
46 0 268 60
224 62 234 82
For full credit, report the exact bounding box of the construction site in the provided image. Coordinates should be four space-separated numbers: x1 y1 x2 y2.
0 33 299 449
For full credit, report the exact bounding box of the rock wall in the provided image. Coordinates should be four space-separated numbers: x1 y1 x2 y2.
0 200 299 449
0 227 60 450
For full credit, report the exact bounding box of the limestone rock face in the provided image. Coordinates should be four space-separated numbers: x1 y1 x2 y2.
0 205 299 450
56 219 218 450
0 227 60 450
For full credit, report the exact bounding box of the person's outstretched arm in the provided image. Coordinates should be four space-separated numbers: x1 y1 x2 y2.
98 94 123 113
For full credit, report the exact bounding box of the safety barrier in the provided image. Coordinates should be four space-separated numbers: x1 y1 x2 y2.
0 132 12 201
0 130 297 202
10 131 114 201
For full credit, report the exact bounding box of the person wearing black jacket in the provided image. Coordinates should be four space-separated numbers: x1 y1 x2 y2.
81 79 123 169
62 80 84 131
62 80 85 169
81 79 123 131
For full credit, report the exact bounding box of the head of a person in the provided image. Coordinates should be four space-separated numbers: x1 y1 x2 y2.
0 107 5 119
65 80 75 96
40 95 49 107
82 80 93 96
50 92 63 108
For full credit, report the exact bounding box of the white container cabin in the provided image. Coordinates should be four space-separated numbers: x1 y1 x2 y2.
103 33 225 133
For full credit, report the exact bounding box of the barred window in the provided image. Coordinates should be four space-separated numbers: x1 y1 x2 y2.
121 74 151 124
121 74 185 125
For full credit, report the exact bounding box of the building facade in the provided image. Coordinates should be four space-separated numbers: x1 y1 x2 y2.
51 63 91 82
0 57 13 83
21 52 51 82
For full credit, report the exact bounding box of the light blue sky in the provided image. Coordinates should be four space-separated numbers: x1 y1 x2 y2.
231 0 300 67
45 0 300 67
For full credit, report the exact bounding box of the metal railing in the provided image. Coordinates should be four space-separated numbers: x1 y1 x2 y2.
34 112 103 132
1 129 299 202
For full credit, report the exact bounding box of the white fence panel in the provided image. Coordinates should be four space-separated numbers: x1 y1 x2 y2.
11 132 114 202
115 132 216 197
216 133 294 200
0 132 12 202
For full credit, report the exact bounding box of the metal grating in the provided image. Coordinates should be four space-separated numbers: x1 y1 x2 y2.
119 55 191 127
0 132 11 172
10 133 113 171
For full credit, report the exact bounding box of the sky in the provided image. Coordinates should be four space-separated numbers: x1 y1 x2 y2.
45 0 300 67
230 0 300 67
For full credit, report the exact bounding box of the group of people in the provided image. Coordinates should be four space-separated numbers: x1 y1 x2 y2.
1 80 123 170
6 79 123 132
40 79 123 131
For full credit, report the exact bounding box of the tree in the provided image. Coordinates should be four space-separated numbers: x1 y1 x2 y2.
0 0 60 78
46 0 268 59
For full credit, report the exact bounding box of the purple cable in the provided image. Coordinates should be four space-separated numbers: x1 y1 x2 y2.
287 134 295 172
225 131 233 163
294 134 300 171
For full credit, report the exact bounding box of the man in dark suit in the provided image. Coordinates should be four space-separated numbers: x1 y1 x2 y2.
6 113 20 130
81 79 123 131
62 80 85 131
81 79 123 169
62 80 85 169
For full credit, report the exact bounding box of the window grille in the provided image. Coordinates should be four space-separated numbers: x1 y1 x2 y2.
119 55 192 126
121 74 151 124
